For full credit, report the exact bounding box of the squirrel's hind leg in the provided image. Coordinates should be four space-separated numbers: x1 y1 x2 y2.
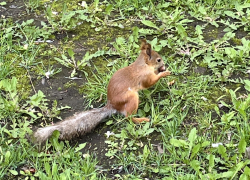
132 117 150 123
124 91 150 123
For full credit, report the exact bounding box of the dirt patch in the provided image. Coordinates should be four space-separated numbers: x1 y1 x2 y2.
34 65 86 117
34 63 116 171
1 0 115 172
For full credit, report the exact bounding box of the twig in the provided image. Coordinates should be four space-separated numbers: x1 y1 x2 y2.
97 94 103 103
26 68 36 94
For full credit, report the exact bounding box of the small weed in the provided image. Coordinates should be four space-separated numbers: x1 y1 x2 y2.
24 0 41 12
54 48 106 77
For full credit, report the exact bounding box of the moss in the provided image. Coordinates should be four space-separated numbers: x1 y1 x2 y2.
196 61 207 68
207 82 243 105
205 28 219 40
49 0 79 11
231 37 242 45
64 81 78 89
13 68 32 100
73 20 132 52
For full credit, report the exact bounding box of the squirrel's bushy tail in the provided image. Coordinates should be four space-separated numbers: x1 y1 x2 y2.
32 106 116 145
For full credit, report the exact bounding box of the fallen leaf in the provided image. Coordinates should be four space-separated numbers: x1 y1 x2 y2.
168 80 175 86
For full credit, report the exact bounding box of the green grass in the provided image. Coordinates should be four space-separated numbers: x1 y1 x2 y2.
1 0 250 179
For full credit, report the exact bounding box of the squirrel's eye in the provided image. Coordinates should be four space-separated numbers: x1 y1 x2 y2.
157 58 161 62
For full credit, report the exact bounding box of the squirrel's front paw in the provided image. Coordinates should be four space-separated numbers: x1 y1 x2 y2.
160 70 171 77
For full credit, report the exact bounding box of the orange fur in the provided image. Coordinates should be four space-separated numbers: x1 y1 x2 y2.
107 40 171 123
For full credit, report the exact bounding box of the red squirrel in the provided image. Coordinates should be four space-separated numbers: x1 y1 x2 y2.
32 40 171 145
107 40 170 123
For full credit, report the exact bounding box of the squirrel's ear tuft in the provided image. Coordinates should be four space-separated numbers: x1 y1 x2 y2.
140 39 151 59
